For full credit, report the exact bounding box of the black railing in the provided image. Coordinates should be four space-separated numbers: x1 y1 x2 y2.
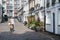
40 7 44 10
18 7 23 12
29 7 34 12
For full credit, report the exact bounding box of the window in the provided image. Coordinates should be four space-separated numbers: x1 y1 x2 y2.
10 10 13 12
7 6 13 9
52 0 56 6
2 1 6 4
58 9 60 24
46 13 51 24
59 0 60 3
46 3 50 8
46 0 50 8
35 4 40 9
58 8 60 10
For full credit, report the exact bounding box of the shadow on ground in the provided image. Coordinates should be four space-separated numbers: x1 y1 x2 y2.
0 31 53 40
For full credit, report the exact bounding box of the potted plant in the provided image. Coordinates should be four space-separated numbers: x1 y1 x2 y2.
34 21 41 32
28 20 36 30
39 21 44 32
29 23 35 30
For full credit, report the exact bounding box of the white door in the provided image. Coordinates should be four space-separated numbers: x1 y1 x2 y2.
46 13 53 32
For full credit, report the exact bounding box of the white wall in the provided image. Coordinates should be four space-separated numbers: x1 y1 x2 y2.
0 4 2 22
57 6 60 34
45 0 60 34
22 0 29 23
38 11 44 22
0 0 2 4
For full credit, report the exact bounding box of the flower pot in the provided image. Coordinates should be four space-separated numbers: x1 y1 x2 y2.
34 26 37 32
41 26 44 32
36 26 41 32
28 26 34 30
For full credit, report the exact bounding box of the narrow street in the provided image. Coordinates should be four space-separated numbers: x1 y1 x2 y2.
0 0 60 40
0 19 59 40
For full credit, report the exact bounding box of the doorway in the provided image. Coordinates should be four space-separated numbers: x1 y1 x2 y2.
53 13 55 33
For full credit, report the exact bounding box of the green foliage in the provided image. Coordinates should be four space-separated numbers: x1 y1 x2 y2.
39 21 44 26
30 24 35 27
35 21 44 27
31 20 36 24
28 20 44 27
28 20 36 27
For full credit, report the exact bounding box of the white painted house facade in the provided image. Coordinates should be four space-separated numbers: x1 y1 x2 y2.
14 0 21 17
35 0 44 22
22 0 44 23
23 0 29 23
45 0 60 34
2 0 7 16
2 0 14 17
2 0 21 17
0 3 2 23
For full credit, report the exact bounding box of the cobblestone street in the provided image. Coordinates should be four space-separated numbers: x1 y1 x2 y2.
0 19 60 40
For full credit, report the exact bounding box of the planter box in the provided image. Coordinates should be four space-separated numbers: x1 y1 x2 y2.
36 26 41 32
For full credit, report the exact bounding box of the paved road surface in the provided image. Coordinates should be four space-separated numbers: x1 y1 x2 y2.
0 19 55 40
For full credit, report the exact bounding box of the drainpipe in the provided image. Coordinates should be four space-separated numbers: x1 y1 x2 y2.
1 7 4 23
44 0 46 31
